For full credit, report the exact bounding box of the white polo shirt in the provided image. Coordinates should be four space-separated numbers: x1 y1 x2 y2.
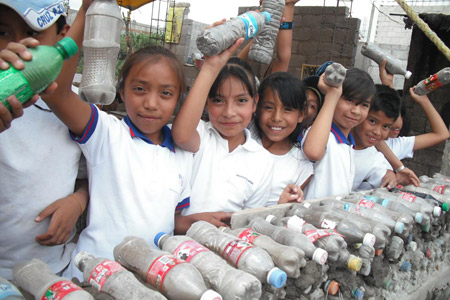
302 123 356 200
385 136 415 160
353 146 389 191
64 105 193 280
182 120 274 215
0 98 82 280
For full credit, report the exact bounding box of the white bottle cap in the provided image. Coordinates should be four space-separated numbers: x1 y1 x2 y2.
407 241 418 252
394 222 405 234
286 216 305 232
265 215 276 223
433 206 442 217
362 233 376 247
74 251 91 270
200 289 223 300
312 248 328 265
303 202 311 208
404 71 412 79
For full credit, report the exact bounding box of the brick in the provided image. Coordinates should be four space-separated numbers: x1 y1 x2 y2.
297 41 319 55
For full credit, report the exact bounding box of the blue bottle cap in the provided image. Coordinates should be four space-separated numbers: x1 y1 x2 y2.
352 287 365 300
261 11 271 24
394 222 405 234
267 267 287 288
154 232 167 248
415 212 423 224
381 199 390 207
400 261 411 272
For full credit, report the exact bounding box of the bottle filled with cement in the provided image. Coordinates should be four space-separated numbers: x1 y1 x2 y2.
414 67 450 95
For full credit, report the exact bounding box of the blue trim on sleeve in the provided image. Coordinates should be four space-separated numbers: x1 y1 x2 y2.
70 104 98 144
176 197 190 211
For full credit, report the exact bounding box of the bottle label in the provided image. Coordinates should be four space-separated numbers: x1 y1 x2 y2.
146 255 185 291
173 240 209 263
320 219 336 229
0 282 22 298
304 229 344 243
0 67 34 106
238 228 260 243
222 240 254 267
357 199 375 208
238 13 259 39
400 192 416 202
42 280 83 300
423 73 442 92
88 260 125 292
433 185 445 194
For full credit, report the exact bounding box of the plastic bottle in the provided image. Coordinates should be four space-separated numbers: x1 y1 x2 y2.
400 184 450 205
248 0 285 64
265 214 306 232
13 258 93 300
361 42 412 79
419 181 450 196
288 205 376 247
363 195 424 225
247 217 328 265
324 62 347 87
79 0 122 105
414 67 450 95
0 277 25 299
322 280 339 296
196 11 271 57
385 236 404 261
0 37 78 110
433 173 450 181
154 233 262 300
113 236 220 300
75 251 167 300
221 226 306 278
186 221 287 288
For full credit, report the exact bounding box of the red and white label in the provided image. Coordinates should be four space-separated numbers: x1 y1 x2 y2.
88 260 124 292
222 240 254 267
238 228 260 244
146 255 185 291
42 280 82 300
433 185 445 194
173 240 209 263
400 192 416 203
304 229 344 243
320 219 336 229
357 199 375 208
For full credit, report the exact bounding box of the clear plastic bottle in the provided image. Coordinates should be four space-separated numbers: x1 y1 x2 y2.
0 277 25 299
13 258 93 300
414 67 450 95
400 184 450 205
247 217 328 265
0 37 78 110
363 195 424 225
186 221 287 288
324 62 347 87
196 11 271 57
154 232 262 300
113 236 220 300
419 181 450 196
79 0 122 105
221 226 306 278
265 214 305 232
361 42 412 79
433 173 450 181
75 251 167 300
248 0 285 64
385 236 404 261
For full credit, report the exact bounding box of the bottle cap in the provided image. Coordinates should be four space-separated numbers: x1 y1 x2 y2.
312 248 328 265
383 277 392 290
375 248 384 256
286 215 305 232
347 255 363 272
363 233 376 247
400 261 411 272
74 251 91 271
267 267 287 288
415 212 423 224
433 206 442 217
421 223 431 232
261 11 271 24
407 241 417 252
426 248 433 258
154 232 168 248
265 215 276 223
404 70 412 79
381 199 390 207
324 280 339 295
351 287 365 300
442 202 449 212
56 37 78 59
394 222 405 234
200 289 223 300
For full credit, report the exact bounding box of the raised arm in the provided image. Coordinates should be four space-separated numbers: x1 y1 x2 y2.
409 87 450 151
379 59 394 88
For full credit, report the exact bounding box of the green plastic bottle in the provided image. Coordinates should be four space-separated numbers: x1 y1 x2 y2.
0 37 78 110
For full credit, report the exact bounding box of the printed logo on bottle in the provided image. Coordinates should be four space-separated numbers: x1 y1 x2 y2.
423 73 442 92
433 185 445 194
320 219 336 229
238 13 259 39
357 199 375 208
173 240 209 262
304 229 344 243
400 192 416 202
88 260 125 292
42 280 83 300
238 228 260 243
0 282 22 298
146 255 185 291
222 240 254 267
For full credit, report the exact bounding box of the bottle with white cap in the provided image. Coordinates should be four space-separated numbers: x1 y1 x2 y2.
247 217 328 266
13 258 94 300
265 214 305 232
361 42 412 79
186 221 287 289
220 226 306 278
154 232 262 300
0 277 25 299
414 67 450 95
323 62 347 87
113 236 221 300
75 251 167 300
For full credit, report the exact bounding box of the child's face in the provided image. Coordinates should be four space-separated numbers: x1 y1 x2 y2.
333 96 371 136
353 110 395 150
120 58 180 144
0 6 63 49
206 76 256 145
258 87 303 144
304 90 320 127
389 116 403 138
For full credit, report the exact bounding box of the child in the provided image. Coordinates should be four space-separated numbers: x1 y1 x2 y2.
171 38 274 216
252 72 313 206
302 68 376 200
0 0 90 280
302 75 324 132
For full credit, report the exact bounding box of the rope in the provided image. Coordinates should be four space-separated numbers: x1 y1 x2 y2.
394 0 450 62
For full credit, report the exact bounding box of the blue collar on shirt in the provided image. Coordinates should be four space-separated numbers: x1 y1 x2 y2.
124 116 175 152
331 122 356 147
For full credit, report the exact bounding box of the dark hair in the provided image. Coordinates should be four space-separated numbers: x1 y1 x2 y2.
55 16 67 34
208 57 257 99
117 45 186 101
255 72 307 146
371 84 401 120
342 68 376 105
303 75 324 110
